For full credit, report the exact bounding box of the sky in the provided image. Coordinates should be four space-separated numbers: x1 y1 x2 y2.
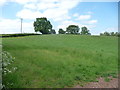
0 0 119 35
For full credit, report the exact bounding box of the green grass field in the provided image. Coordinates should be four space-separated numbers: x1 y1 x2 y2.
2 35 118 88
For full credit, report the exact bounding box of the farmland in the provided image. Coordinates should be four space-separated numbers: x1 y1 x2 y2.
2 35 118 88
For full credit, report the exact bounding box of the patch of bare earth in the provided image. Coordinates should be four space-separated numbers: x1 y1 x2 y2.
74 76 118 88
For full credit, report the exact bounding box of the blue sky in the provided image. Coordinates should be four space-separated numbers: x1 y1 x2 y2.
0 0 118 35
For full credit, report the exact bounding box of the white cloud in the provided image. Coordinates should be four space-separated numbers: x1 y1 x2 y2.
88 20 98 24
1 0 82 34
38 0 58 3
24 3 37 9
82 0 119 2
0 0 8 6
11 0 38 4
1 0 99 34
0 0 36 6
87 11 93 14
77 15 91 20
16 0 81 21
73 13 79 17
36 2 58 10
16 8 71 21
16 9 44 20
0 0 119 7
0 18 34 34
22 22 34 33
58 0 81 10
0 19 20 34
54 16 71 21
43 8 68 19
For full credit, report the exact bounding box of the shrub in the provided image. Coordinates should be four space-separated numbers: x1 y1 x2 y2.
1 51 17 88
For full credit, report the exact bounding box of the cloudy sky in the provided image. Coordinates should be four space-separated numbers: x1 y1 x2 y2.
0 0 119 35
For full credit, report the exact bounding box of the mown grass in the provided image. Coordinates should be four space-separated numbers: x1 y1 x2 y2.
2 35 118 88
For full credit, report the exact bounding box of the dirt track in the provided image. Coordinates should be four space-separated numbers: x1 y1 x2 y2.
74 76 118 88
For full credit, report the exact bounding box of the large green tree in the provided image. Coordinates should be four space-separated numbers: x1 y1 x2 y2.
81 26 91 35
58 28 65 34
33 17 52 34
66 25 80 34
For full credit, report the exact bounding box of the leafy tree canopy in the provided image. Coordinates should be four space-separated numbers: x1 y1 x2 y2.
81 26 90 35
66 25 80 34
58 28 65 34
33 17 52 34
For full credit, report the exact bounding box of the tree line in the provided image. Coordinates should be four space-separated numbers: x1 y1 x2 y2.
100 32 120 36
58 25 90 35
33 17 119 36
33 17 90 35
